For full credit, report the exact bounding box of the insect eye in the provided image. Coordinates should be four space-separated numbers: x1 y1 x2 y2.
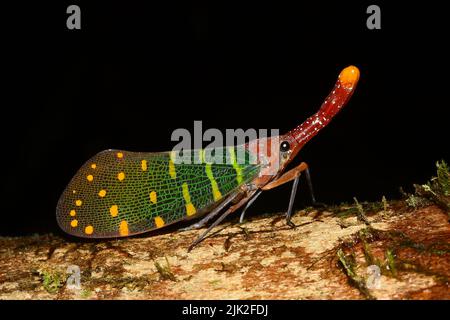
280 141 290 153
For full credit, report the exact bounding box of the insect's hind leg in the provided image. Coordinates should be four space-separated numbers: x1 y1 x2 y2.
286 166 325 227
305 167 326 208
261 162 320 227
179 192 240 232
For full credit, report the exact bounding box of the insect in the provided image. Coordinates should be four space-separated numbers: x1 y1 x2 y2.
57 65 360 250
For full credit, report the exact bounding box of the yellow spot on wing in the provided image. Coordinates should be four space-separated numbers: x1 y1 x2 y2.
98 189 106 197
149 191 157 204
228 147 243 184
85 225 94 235
182 182 196 216
87 174 94 182
119 220 129 236
141 160 148 171
117 152 124 159
75 200 82 207
69 209 76 217
110 205 119 217
154 216 165 228
169 154 176 179
70 219 78 227
205 164 222 201
91 163 97 169
185 203 196 216
117 172 125 181
182 183 191 202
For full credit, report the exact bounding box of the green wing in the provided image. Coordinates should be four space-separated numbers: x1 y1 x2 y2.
56 147 261 238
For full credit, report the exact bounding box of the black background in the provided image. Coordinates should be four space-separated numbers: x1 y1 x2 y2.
2 1 449 236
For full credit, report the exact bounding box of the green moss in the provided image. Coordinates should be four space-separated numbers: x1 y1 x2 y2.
406 193 430 209
331 179 449 298
80 288 93 299
385 249 397 277
209 279 221 285
361 239 382 270
382 196 389 212
367 201 384 213
154 257 176 281
335 207 358 218
39 269 66 294
406 160 450 212
336 249 375 300
362 241 375 266
380 196 392 218
436 160 450 196
333 198 387 221
337 249 357 278
304 206 315 214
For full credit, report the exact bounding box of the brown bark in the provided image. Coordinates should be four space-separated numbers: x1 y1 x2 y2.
0 201 449 299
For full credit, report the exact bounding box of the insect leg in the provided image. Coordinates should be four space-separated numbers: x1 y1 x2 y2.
305 167 326 208
305 167 316 203
188 191 255 251
286 173 301 227
179 192 240 232
262 162 308 190
239 190 262 223
261 162 308 227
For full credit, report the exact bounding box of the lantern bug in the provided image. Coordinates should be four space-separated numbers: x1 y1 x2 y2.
56 65 360 250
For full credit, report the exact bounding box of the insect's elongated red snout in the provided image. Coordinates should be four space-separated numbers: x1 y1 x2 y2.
286 65 360 157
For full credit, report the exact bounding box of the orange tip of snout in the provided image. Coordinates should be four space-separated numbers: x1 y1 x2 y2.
339 65 360 89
